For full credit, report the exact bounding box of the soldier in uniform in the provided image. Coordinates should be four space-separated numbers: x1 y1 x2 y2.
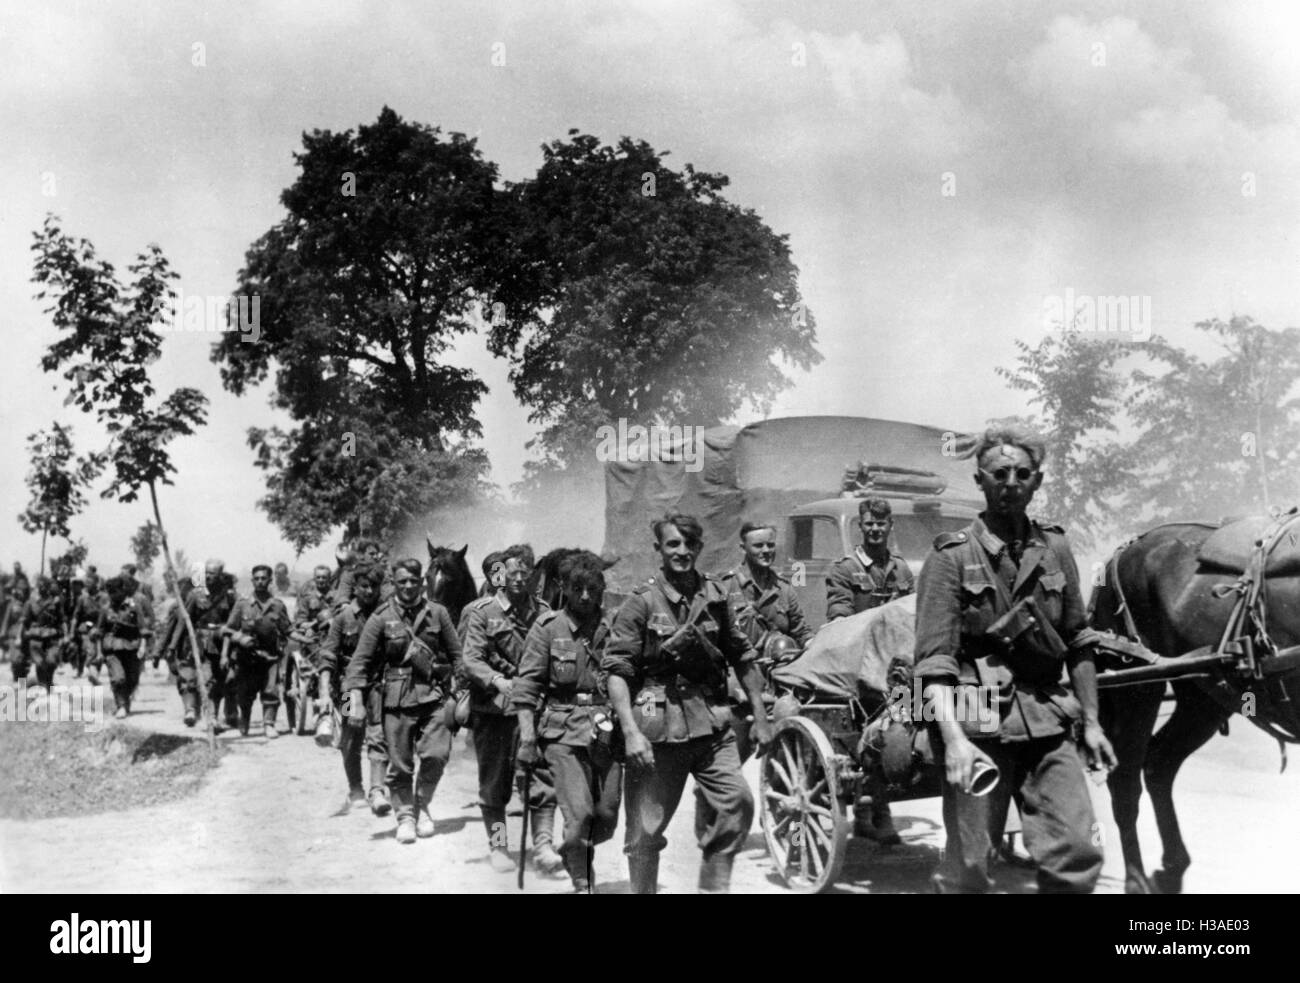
825 497 915 842
93 575 153 717
167 561 240 729
514 551 622 893
318 564 390 814
461 546 563 875
19 575 68 688
343 558 461 844
154 569 195 699
273 562 295 597
71 571 104 678
604 511 773 894
826 497 915 622
2 579 30 671
296 565 336 634
694 520 814 837
915 427 1116 894
287 564 336 727
224 565 292 738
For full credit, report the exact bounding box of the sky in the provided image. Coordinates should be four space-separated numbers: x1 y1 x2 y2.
1 0 1297 576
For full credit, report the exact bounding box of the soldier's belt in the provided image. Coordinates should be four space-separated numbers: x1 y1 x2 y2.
546 693 607 709
384 667 413 681
27 628 61 639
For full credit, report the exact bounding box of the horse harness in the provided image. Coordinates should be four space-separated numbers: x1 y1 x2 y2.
1098 509 1300 748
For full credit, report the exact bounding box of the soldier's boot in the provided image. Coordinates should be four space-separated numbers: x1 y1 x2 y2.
482 806 516 872
530 804 565 876
262 703 279 740
415 791 436 839
698 853 735 894
854 798 900 846
628 854 660 895
572 847 597 894
368 785 392 817
395 815 417 845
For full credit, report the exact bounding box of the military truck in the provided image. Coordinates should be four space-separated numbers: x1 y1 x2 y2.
602 415 980 625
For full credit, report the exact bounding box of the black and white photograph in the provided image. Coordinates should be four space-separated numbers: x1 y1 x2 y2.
1 0 1297 924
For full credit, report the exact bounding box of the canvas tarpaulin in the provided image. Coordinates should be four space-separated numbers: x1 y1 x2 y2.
602 416 979 588
770 593 917 702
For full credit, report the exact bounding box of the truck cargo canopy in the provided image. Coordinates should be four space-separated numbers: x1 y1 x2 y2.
603 415 980 588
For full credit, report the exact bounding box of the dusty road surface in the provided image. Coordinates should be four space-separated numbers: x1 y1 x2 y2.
2 663 1298 894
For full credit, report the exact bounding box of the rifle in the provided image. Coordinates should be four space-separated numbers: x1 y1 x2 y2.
517 764 533 891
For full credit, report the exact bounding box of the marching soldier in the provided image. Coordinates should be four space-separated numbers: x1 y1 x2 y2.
318 564 390 813
915 427 1115 893
826 497 914 622
287 564 336 727
343 558 461 844
604 511 772 894
694 520 814 837
169 561 240 729
19 575 68 688
514 551 622 893
296 565 336 633
71 571 104 678
93 575 154 718
2 579 30 671
461 546 562 874
224 565 292 738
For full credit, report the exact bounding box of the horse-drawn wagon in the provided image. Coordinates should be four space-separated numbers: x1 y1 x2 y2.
753 508 1300 893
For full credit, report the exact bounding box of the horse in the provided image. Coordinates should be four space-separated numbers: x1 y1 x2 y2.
1089 514 1300 894
424 540 478 627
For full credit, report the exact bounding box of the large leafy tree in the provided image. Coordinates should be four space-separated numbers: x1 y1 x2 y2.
493 132 821 482
993 329 1132 549
212 107 518 549
18 422 103 575
1125 316 1300 521
33 215 211 735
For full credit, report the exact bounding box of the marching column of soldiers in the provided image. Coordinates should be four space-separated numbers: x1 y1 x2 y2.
0 428 1115 893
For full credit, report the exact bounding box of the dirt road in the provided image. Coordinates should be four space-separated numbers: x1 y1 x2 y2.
2 664 1298 894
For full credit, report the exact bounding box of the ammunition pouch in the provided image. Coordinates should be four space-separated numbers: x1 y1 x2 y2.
405 639 450 686
984 596 1068 684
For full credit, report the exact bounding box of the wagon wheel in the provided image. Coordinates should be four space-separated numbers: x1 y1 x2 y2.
760 715 849 893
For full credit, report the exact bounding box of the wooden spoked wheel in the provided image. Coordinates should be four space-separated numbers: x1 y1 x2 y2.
760 715 849 893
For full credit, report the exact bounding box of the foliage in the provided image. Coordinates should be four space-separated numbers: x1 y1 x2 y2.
32 216 209 504
1124 316 1300 521
18 422 104 548
495 131 821 482
211 107 511 547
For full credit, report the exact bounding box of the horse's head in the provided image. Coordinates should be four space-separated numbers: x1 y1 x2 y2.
425 538 476 623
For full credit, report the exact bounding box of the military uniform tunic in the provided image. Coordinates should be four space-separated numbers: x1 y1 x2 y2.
94 596 152 712
603 573 758 875
913 515 1103 893
19 593 68 688
320 599 388 793
225 593 291 727
461 592 556 814
825 546 914 622
342 597 461 819
512 608 622 886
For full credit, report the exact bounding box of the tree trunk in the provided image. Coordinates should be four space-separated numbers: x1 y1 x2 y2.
149 480 215 750
40 525 48 577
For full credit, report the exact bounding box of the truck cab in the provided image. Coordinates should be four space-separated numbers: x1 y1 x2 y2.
782 476 978 631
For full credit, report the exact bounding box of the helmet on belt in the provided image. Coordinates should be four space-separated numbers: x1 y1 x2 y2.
762 632 802 665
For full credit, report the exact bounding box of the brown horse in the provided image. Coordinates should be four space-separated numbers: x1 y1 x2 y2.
1089 517 1300 894
424 541 477 627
